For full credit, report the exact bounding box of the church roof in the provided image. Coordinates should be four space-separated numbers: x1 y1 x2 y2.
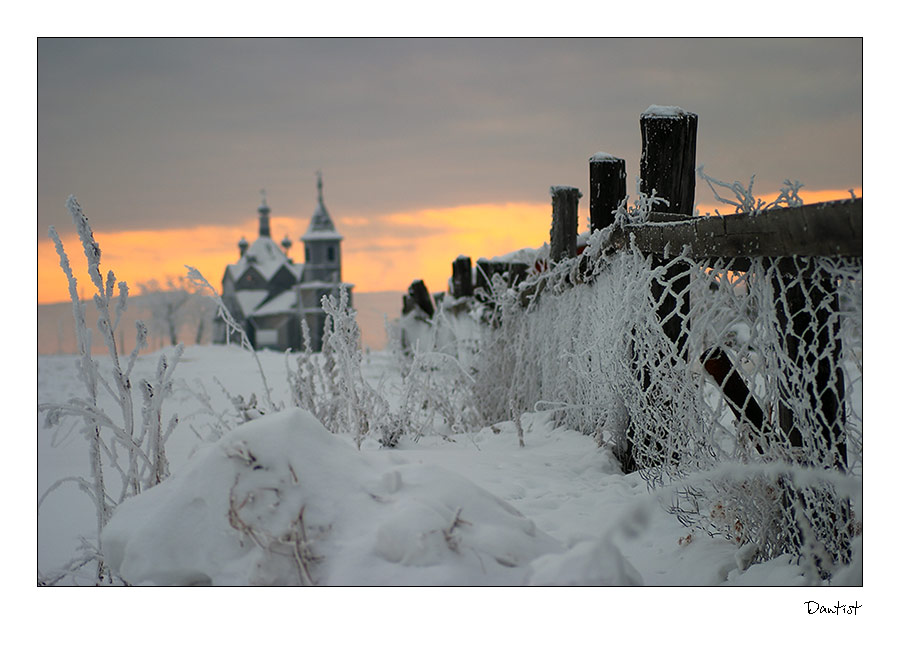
232 290 270 318
252 289 298 317
226 240 303 283
245 235 289 265
302 172 343 241
225 192 304 285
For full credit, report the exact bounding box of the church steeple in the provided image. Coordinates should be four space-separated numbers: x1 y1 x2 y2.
301 171 343 283
258 188 271 237
303 172 341 239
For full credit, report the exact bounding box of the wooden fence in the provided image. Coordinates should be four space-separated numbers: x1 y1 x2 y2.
402 106 862 475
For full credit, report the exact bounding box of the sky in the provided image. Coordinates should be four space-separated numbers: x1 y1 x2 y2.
37 37 863 304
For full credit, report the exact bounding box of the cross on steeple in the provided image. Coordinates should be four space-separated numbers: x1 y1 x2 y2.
316 171 323 205
257 187 271 237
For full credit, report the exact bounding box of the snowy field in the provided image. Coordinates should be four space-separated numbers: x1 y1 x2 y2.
39 343 859 586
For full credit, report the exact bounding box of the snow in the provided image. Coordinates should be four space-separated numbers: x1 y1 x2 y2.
489 245 546 264
227 256 301 283
301 229 344 241
252 289 297 317
233 289 270 317
641 104 691 118
244 235 289 264
39 344 834 588
549 185 581 195
589 151 621 162
102 408 565 586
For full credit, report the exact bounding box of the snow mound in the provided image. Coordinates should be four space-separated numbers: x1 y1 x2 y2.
102 408 561 586
641 104 690 118
527 539 643 586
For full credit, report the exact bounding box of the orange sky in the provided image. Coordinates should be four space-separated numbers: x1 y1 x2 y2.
37 188 860 305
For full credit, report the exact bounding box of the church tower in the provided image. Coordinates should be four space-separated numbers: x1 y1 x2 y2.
297 171 352 352
301 172 343 283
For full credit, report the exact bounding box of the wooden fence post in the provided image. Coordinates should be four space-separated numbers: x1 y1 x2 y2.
639 106 697 215
451 256 473 298
550 186 582 263
640 106 697 359
475 259 492 301
508 262 528 287
589 153 626 233
407 279 435 317
618 107 697 473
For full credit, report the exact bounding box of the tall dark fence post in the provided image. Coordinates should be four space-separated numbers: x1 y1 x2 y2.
589 153 626 233
550 186 581 263
640 106 697 358
639 106 697 215
619 107 697 473
451 256 473 298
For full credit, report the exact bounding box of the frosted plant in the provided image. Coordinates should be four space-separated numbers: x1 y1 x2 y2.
697 165 804 216
284 286 390 448
39 196 182 585
186 266 278 413
286 318 321 417
320 287 389 447
391 331 484 442
613 180 670 225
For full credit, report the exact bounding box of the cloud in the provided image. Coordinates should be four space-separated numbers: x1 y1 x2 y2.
38 38 861 246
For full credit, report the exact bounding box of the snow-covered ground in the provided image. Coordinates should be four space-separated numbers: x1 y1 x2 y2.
38 343 856 588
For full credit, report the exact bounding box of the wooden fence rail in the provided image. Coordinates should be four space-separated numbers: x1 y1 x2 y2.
606 199 862 263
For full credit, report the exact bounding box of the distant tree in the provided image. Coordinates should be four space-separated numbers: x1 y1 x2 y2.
138 276 214 346
187 290 216 344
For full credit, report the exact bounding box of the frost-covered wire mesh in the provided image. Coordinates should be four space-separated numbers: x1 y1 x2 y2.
413 239 861 576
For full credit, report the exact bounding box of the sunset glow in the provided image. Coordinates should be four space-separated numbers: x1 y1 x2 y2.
38 188 860 305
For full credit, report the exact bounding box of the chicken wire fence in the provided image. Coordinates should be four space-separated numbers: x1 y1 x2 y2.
442 243 861 576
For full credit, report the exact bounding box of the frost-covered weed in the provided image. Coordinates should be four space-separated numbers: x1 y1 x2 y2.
697 166 804 216
39 196 182 585
319 287 390 448
284 287 391 448
187 267 278 413
614 181 670 224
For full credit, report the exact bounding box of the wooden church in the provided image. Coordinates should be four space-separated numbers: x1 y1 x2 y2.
213 173 351 352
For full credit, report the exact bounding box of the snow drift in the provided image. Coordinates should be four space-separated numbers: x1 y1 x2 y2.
102 408 589 586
